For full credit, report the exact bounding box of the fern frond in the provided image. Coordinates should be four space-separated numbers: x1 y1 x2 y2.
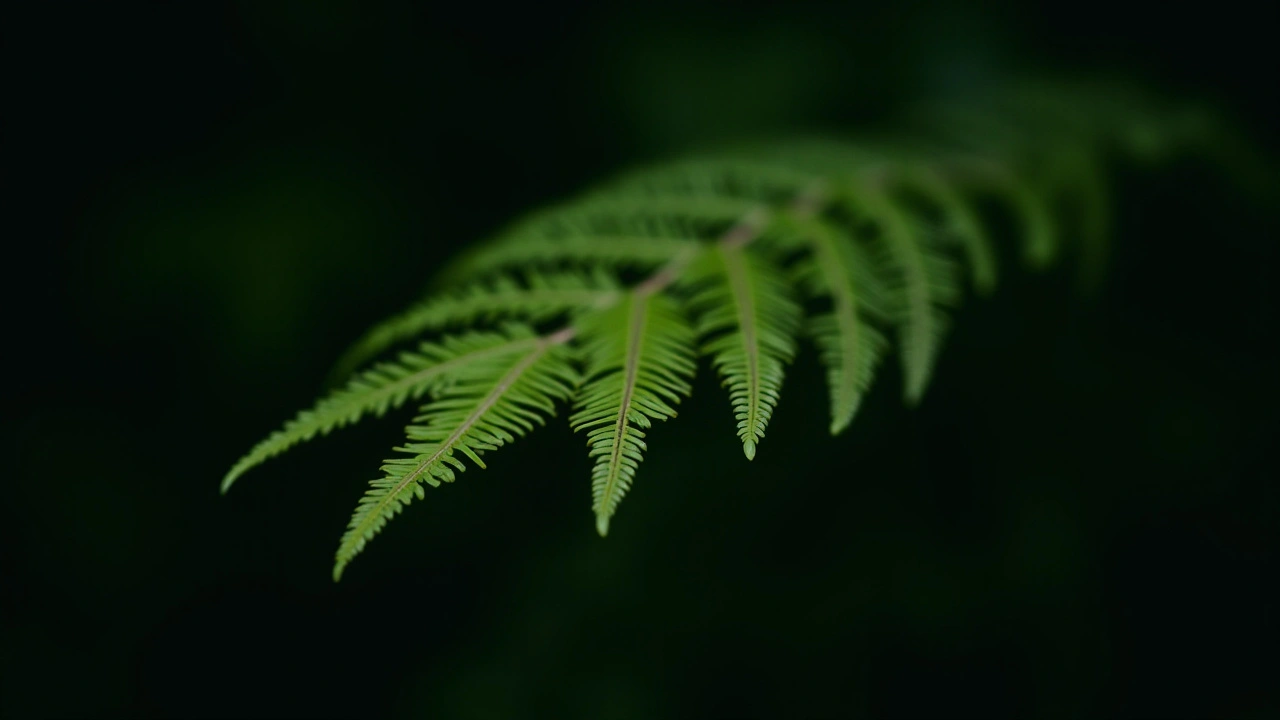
223 326 549 493
221 79 1227 577
686 244 802 458
570 292 697 536
999 172 1058 268
333 325 577 580
786 216 889 434
852 187 961 404
331 269 619 377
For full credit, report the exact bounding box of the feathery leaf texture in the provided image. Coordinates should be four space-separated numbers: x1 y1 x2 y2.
784 216 889 434
686 244 802 459
332 270 619 379
223 327 558 493
894 164 998 294
333 324 577 579
221 80 1242 578
852 187 962 404
570 292 696 536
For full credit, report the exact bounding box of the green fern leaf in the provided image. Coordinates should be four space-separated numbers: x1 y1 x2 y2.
570 292 697 536
333 325 577 579
331 270 619 377
785 216 889 434
220 80 1226 577
897 164 998 294
223 326 551 493
685 243 802 459
852 187 961 404
999 173 1058 268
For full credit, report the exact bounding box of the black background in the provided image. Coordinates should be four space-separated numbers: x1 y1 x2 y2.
4 2 1275 717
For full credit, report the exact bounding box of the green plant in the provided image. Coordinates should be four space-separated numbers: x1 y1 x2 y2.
222 81 1221 580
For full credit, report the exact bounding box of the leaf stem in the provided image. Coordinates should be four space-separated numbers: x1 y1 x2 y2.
539 182 828 343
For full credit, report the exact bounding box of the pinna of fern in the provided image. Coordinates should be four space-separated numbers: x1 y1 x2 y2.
222 82 1225 580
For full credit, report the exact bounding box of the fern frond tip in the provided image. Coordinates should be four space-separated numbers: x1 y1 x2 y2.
904 378 927 407
743 439 757 461
596 513 610 537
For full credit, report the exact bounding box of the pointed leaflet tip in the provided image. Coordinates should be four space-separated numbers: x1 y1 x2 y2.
743 440 756 461
829 418 849 436
904 363 930 407
904 384 924 408
596 513 610 537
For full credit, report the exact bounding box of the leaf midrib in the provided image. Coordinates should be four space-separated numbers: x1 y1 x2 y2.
340 338 551 553
721 246 760 443
320 338 538 427
597 294 648 519
813 224 862 418
224 337 546 491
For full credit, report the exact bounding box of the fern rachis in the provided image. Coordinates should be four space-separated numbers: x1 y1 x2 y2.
222 328 554 492
222 83 1225 579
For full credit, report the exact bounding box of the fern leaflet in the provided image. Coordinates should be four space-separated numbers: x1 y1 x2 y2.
223 327 551 492
897 163 999 294
570 291 696 535
333 325 577 579
852 186 961 404
785 215 889 434
686 240 802 459
332 270 618 376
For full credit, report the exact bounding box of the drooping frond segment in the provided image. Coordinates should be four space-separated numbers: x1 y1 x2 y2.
894 164 998 294
922 81 1186 280
333 326 577 580
783 215 889 434
570 292 696 536
332 270 618 377
966 159 1058 268
223 326 550 493
851 187 961 405
685 243 802 459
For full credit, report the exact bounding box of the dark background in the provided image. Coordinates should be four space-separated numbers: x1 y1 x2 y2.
3 2 1275 717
